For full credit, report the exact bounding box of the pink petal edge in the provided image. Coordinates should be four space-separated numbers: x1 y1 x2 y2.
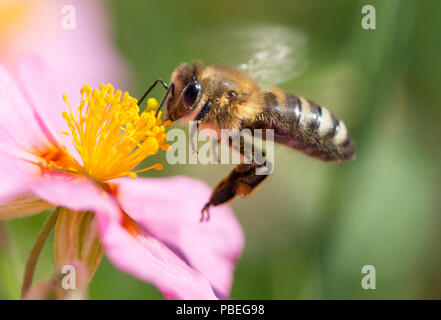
96 211 218 300
113 176 245 298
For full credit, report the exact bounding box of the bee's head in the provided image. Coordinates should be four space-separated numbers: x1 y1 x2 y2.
165 61 204 122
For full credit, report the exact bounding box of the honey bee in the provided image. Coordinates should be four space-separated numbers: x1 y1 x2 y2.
138 27 355 221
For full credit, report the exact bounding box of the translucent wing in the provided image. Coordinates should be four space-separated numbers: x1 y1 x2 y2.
194 24 308 88
235 25 308 87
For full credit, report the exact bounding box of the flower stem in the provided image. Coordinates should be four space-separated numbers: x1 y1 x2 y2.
20 208 60 298
0 222 20 298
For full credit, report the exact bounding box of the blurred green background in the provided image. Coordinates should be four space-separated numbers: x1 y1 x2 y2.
1 0 441 299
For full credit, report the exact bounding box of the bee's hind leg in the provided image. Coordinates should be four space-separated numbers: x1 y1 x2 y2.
201 138 272 222
201 162 272 221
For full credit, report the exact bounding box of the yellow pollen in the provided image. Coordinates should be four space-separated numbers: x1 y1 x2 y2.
62 84 169 181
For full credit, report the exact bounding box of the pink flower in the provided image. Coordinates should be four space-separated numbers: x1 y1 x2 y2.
0 0 129 156
0 61 244 300
0 0 128 87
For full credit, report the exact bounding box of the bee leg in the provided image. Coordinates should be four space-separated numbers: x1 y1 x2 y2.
201 140 272 220
201 202 211 222
211 137 220 164
189 101 214 156
156 81 175 117
189 121 199 155
202 162 271 217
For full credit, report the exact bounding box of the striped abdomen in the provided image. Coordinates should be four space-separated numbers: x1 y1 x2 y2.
261 88 355 162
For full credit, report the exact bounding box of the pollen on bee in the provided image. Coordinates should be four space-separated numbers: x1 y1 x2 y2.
236 183 253 197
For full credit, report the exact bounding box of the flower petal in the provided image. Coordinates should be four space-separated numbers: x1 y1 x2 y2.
0 63 54 152
5 0 129 135
16 58 64 144
96 211 217 300
0 154 29 199
14 57 83 162
28 172 119 220
2 0 129 100
113 176 245 298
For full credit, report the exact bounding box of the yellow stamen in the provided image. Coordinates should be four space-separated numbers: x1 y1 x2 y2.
146 98 159 112
61 84 168 182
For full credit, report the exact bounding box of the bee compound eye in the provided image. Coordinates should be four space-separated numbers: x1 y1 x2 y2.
183 82 201 107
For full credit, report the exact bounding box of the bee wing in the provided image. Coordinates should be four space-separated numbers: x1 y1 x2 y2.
195 24 308 88
235 25 308 87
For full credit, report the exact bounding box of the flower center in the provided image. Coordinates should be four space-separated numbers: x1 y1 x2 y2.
61 84 170 181
35 145 81 174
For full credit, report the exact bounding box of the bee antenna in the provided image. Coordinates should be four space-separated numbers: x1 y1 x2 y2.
155 81 175 118
138 78 169 105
